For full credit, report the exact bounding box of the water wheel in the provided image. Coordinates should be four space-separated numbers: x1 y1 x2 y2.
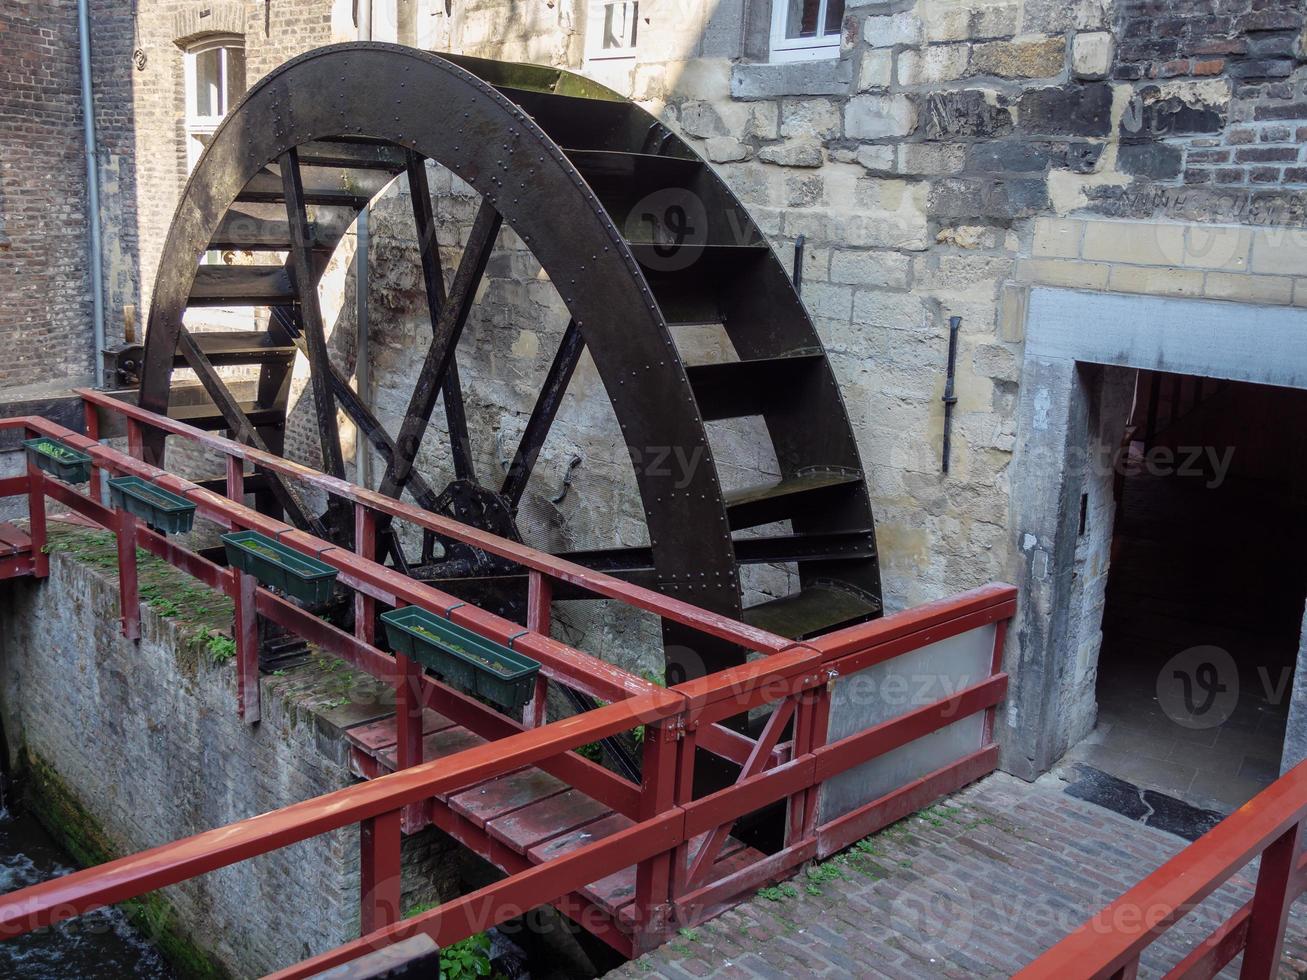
135 43 882 682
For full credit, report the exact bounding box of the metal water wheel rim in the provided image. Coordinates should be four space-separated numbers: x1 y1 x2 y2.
137 42 883 682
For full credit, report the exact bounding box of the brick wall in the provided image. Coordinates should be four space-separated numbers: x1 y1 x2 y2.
0 0 95 388
0 524 458 975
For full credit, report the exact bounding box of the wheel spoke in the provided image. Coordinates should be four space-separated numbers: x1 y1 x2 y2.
280 331 443 511
279 147 346 480
406 151 479 487
379 198 502 499
442 357 477 485
176 327 326 536
501 318 584 508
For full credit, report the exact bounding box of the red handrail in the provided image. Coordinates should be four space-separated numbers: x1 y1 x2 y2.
75 388 790 655
0 400 1018 973
1017 760 1307 979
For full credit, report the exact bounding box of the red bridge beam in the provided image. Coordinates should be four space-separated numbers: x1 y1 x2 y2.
74 389 792 656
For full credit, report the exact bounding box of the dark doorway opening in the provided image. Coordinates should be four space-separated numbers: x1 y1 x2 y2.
1068 371 1307 817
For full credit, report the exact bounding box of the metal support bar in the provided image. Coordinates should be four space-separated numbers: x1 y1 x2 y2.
280 146 346 481
126 418 142 460
25 462 48 580
380 200 502 499
177 328 325 536
225 453 244 505
404 150 478 487
634 721 676 940
84 400 102 502
397 635 426 832
792 234 805 296
941 315 961 474
1241 821 1302 978
502 319 584 509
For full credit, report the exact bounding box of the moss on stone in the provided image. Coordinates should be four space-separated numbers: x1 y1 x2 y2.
43 523 234 683
22 752 231 980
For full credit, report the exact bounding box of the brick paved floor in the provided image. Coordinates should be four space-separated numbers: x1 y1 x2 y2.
607 773 1307 979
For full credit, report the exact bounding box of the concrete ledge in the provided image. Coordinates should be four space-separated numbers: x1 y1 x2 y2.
1025 286 1307 389
731 59 854 99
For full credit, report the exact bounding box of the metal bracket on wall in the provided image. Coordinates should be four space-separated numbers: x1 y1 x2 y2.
793 234 806 296
942 316 961 474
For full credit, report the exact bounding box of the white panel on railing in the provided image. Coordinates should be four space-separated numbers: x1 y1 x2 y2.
817 622 995 825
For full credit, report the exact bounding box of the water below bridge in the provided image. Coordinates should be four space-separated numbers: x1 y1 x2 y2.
0 798 171 978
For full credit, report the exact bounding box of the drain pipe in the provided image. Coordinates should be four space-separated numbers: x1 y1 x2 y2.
356 0 373 487
77 0 106 387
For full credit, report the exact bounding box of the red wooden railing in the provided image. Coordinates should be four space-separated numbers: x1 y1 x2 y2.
1019 762 1307 979
0 395 1015 973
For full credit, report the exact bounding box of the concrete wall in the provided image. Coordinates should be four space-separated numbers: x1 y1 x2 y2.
0 522 458 976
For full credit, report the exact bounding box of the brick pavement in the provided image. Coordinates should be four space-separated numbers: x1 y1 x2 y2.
608 773 1307 979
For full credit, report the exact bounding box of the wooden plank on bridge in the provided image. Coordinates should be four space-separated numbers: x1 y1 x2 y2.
487 788 613 855
0 522 30 557
449 768 567 830
345 710 456 755
0 521 33 580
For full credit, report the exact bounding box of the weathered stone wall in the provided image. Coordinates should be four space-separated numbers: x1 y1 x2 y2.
0 522 459 976
9 0 1306 775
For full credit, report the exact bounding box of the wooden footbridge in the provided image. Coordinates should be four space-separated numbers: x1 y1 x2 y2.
2 394 1304 979
0 392 1013 974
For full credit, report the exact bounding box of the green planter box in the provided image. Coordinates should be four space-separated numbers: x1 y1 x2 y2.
381 606 541 714
108 476 197 534
22 438 92 485
221 530 338 604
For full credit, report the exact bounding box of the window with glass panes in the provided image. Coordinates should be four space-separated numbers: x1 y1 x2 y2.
770 0 845 62
184 36 246 172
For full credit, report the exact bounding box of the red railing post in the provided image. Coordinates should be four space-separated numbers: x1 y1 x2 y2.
354 504 376 646
791 673 832 843
235 570 260 723
225 452 244 506
983 619 1008 745
114 510 140 641
525 571 551 728
633 717 678 947
83 399 102 502
1240 820 1302 978
394 599 425 831
669 723 698 901
126 418 143 460
360 808 403 934
25 456 48 580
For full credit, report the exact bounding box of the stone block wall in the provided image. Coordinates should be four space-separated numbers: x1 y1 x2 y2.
7 0 1307 771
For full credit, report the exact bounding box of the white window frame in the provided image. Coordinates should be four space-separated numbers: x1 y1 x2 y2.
184 34 244 173
769 0 844 63
584 0 640 63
